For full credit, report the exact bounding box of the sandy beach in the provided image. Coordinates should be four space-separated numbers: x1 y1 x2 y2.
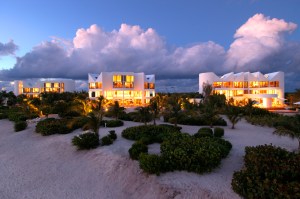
0 117 298 199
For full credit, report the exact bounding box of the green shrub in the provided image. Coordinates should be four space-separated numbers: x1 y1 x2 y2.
214 127 224 138
108 130 117 140
232 145 300 199
68 116 90 130
160 135 231 174
122 125 178 143
36 118 72 136
139 153 163 175
194 127 213 138
8 112 28 122
158 124 182 131
101 136 113 146
14 121 28 132
129 141 148 160
72 131 100 150
105 120 124 127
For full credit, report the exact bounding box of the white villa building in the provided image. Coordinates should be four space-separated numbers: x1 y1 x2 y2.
14 79 75 97
199 71 285 108
88 72 155 106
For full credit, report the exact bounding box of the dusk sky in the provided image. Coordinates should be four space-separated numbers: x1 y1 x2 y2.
0 0 300 92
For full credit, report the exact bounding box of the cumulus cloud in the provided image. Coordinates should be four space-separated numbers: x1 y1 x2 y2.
0 40 18 56
226 13 297 70
0 14 300 91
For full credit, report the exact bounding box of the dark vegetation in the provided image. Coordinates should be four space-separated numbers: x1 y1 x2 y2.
122 125 231 175
232 145 300 199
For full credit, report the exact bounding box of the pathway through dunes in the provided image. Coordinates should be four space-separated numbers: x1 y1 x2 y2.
0 118 297 199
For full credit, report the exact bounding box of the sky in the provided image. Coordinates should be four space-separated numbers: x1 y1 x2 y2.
0 0 300 92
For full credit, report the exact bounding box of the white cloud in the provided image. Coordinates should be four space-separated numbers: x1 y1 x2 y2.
226 13 297 70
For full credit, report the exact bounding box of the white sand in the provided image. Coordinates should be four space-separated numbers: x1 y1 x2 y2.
0 117 298 199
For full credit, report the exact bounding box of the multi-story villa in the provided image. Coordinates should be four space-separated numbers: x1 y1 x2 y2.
88 72 155 106
14 79 75 97
199 71 284 108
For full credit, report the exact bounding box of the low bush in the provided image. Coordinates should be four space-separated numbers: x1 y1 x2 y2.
122 125 178 144
8 112 28 122
160 135 232 174
139 153 163 175
232 145 300 199
72 131 99 150
123 125 232 175
108 130 117 140
14 121 28 132
105 120 124 127
36 118 72 136
158 124 182 131
194 127 213 138
101 136 113 146
214 127 224 138
68 116 90 130
129 141 148 160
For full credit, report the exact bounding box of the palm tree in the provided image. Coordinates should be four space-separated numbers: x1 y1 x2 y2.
137 106 152 125
85 96 106 135
164 95 182 127
109 101 124 120
225 105 243 129
273 115 300 152
244 98 257 117
202 103 219 128
202 82 213 103
150 97 160 125
84 111 102 135
75 98 91 116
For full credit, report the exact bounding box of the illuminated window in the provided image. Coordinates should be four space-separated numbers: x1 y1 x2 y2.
54 83 60 88
234 82 243 88
223 82 232 88
126 75 134 82
249 81 259 88
89 83 96 89
23 88 30 93
149 83 155 89
45 83 51 88
96 82 102 89
213 82 222 88
259 81 268 87
271 81 279 87
113 75 122 82
32 88 39 93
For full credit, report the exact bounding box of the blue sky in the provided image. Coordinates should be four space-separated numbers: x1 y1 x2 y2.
0 0 300 92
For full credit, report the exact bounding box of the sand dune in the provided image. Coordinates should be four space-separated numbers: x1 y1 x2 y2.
0 118 297 199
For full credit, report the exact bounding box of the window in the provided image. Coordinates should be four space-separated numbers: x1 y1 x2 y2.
213 82 222 88
269 81 280 87
89 83 96 89
259 81 268 87
23 88 30 93
54 83 60 88
249 81 259 88
45 83 51 88
233 82 243 88
223 82 232 88
91 92 95 97
243 82 248 88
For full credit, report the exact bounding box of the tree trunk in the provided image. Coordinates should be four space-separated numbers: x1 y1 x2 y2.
298 139 300 152
232 123 235 129
153 117 156 125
